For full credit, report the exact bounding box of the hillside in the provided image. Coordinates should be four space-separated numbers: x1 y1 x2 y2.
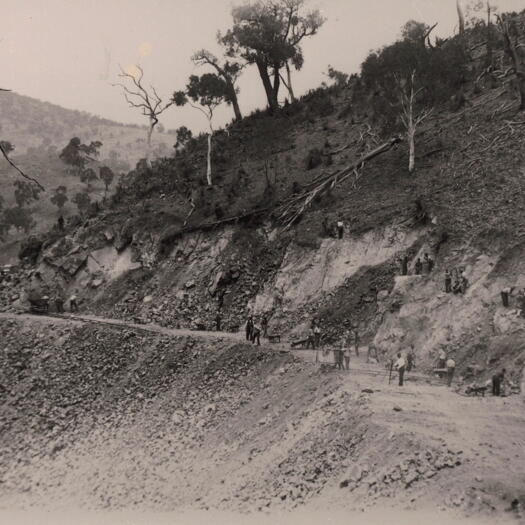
0 91 175 253
0 91 174 163
1 11 525 524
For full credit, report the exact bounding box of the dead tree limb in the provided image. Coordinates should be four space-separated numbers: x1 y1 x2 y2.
113 65 173 161
0 142 45 191
276 136 401 230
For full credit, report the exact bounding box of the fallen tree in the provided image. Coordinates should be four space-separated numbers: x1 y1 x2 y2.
276 136 401 230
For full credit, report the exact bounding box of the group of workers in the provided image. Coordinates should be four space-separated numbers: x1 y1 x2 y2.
401 253 434 276
401 253 471 295
245 314 269 346
444 267 469 294
306 319 323 349
27 271 79 313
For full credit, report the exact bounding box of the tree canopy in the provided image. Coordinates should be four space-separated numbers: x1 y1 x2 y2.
220 0 324 111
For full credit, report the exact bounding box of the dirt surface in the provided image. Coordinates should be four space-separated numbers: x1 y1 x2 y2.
0 313 523 524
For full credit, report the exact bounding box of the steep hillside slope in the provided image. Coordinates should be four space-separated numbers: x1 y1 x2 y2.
12 71 523 388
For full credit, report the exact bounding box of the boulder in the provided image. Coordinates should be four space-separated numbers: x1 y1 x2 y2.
377 290 390 301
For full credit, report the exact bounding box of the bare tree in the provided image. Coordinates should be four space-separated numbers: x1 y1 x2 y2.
191 49 244 121
497 13 525 111
113 65 173 161
396 71 432 173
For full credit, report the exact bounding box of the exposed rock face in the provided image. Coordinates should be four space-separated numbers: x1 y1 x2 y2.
252 226 423 315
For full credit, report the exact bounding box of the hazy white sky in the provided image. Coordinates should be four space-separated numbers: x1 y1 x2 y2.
2 0 524 133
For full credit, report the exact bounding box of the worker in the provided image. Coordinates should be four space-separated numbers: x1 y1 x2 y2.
333 347 344 370
261 315 269 338
336 219 344 239
444 269 452 293
394 352 406 386
215 312 222 331
322 217 333 238
414 258 422 275
460 268 469 294
446 356 456 387
314 323 321 348
57 215 64 231
251 322 261 346
54 283 65 313
424 253 434 273
245 315 253 341
69 290 79 312
492 368 506 396
306 327 315 349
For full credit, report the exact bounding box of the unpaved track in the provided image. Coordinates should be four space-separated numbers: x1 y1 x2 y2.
1 311 524 524
0 311 246 342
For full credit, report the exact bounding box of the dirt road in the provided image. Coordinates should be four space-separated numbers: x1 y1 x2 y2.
0 312 523 523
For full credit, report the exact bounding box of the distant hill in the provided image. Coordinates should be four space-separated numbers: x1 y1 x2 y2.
0 91 176 256
0 91 174 164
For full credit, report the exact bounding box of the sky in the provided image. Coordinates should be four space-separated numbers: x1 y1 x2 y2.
1 0 525 134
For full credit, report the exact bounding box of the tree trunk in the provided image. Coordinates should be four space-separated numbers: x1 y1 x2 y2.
227 80 243 121
272 63 281 109
256 61 278 112
285 62 296 102
408 125 416 173
146 120 154 163
206 120 213 186
457 0 465 35
486 2 493 67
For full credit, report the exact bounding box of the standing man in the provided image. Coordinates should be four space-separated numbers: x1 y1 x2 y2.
215 311 222 332
245 315 253 341
414 258 423 275
343 332 352 371
261 314 269 338
54 283 65 313
306 327 315 349
444 269 452 293
492 368 506 396
69 290 79 313
314 323 321 349
446 356 456 387
394 352 406 386
336 219 344 239
251 322 261 346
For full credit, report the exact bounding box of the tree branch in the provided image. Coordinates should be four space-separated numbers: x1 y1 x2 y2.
0 143 45 191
